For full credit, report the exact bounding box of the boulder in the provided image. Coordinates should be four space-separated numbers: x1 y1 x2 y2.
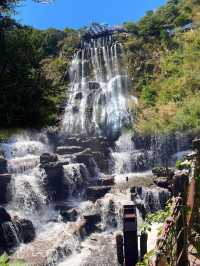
75 92 83 100
83 214 101 233
86 186 111 201
153 177 170 189
88 81 100 91
15 218 35 243
63 163 89 196
0 208 14 253
40 153 58 165
0 174 12 204
42 161 63 179
0 156 7 174
75 148 96 176
60 208 78 222
0 207 11 223
72 106 79 113
92 152 109 173
41 161 66 201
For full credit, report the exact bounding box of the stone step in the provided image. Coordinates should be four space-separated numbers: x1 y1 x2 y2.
56 146 84 155
86 186 111 201
97 176 115 186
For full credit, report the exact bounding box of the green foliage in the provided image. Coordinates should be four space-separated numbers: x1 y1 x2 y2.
136 250 155 266
120 0 200 135
123 5 200 135
0 23 79 130
140 202 172 233
0 0 79 131
141 85 157 106
0 254 8 266
0 129 23 142
0 253 27 266
124 22 139 35
176 159 191 170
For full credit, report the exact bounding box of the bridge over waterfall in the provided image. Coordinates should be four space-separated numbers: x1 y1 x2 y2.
81 22 126 42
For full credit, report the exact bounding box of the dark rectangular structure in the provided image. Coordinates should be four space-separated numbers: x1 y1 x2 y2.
123 205 138 266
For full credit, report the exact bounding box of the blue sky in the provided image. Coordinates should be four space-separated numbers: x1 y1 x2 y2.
16 0 167 30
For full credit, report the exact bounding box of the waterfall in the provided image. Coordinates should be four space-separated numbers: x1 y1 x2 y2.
1 132 52 222
0 29 186 265
112 133 134 174
111 132 154 174
62 36 131 139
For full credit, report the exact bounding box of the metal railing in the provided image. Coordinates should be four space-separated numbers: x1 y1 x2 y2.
154 197 188 266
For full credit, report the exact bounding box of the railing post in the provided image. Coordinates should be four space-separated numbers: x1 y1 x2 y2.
173 171 189 266
176 201 188 266
140 231 148 261
116 233 124 265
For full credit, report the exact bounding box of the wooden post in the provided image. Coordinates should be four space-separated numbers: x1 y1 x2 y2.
140 231 148 260
176 202 188 266
116 233 124 265
175 171 189 266
123 205 138 266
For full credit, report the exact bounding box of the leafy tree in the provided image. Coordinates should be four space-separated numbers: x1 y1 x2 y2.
141 86 157 106
124 22 139 35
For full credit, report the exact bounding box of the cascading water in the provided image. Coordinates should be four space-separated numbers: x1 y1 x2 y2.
62 36 131 139
1 132 53 222
0 29 184 266
112 132 135 174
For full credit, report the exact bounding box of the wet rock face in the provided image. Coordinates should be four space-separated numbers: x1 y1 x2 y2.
0 174 12 204
40 153 66 201
84 213 101 233
132 132 195 170
40 153 58 165
15 218 35 243
132 186 171 214
153 177 171 189
56 146 83 155
57 136 112 174
86 186 111 201
88 81 100 91
0 156 8 174
75 148 96 176
42 161 67 201
0 208 35 254
75 92 83 100
0 207 11 223
0 207 11 254
60 208 78 222
72 106 79 113
63 163 89 196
